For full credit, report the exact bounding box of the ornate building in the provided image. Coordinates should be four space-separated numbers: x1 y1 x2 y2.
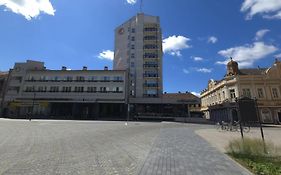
201 58 281 124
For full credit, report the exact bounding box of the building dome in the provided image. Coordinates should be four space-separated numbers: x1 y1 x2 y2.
226 57 239 76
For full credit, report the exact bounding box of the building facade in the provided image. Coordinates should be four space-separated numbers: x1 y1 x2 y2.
1 14 201 120
3 60 128 119
114 13 163 98
201 58 281 124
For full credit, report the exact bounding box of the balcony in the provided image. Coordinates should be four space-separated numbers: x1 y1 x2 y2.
143 64 158 68
144 83 158 87
143 74 159 78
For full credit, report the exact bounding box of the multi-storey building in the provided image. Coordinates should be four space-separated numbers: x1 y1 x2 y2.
201 58 281 124
3 60 127 119
1 13 201 120
114 13 163 98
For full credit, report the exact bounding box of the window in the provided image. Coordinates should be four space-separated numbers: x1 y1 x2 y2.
76 76 85 81
272 88 279 98
146 89 157 95
131 53 135 58
242 88 251 98
114 87 122 92
229 89 236 99
100 87 107 92
54 76 60 81
144 53 158 58
144 44 158 49
131 36 135 41
102 76 110 81
25 86 35 92
144 35 157 40
144 27 157 32
131 45 135 49
87 87 97 93
66 76 73 81
38 86 47 92
113 76 123 81
130 62 135 68
131 28 135 33
39 76 46 81
74 87 84 92
257 88 264 98
88 76 98 81
62 87 71 92
50 86 59 92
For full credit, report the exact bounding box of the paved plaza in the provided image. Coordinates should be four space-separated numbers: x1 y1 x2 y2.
0 119 251 175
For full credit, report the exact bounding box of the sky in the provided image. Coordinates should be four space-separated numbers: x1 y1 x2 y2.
0 0 281 96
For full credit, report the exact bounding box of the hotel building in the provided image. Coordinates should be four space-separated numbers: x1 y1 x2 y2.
114 13 163 98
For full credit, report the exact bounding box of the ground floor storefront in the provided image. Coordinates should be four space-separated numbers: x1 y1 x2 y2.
4 101 127 120
202 102 281 125
3 99 203 121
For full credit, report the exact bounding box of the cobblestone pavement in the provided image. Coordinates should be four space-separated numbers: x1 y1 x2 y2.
0 119 251 175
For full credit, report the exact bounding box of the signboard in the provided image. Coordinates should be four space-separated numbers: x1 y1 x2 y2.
238 97 258 122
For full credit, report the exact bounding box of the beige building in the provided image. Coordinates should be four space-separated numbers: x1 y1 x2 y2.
3 60 127 119
201 58 281 124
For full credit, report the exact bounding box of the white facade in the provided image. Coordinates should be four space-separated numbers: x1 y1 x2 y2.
3 60 127 118
114 13 163 98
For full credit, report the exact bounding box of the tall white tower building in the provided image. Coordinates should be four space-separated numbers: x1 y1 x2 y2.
114 13 163 98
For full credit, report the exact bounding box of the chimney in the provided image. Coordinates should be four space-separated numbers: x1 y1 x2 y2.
83 66 87 70
104 66 108 71
62 66 67 70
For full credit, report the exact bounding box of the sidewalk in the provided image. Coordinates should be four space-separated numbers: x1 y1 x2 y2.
195 127 281 153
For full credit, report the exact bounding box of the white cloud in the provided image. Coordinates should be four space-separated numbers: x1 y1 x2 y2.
127 0 137 5
183 69 189 74
191 92 200 97
217 42 278 68
241 0 281 20
196 68 212 73
208 36 218 44
98 50 114 61
255 29 270 40
0 0 55 20
275 53 281 58
163 35 191 57
192 56 204 61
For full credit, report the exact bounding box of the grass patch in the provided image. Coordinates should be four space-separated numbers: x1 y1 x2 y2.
226 138 281 175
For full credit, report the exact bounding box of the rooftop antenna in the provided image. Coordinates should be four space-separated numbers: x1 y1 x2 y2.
140 0 143 13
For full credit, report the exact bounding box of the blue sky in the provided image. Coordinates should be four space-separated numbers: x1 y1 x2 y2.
0 0 281 95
